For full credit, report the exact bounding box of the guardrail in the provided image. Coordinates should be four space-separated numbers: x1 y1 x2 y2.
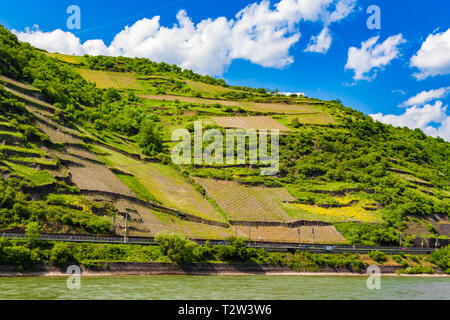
0 233 156 245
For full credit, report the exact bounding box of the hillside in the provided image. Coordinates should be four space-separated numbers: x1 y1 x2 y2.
0 24 449 245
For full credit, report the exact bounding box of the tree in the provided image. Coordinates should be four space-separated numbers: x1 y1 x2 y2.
104 88 121 102
25 221 41 246
138 119 163 156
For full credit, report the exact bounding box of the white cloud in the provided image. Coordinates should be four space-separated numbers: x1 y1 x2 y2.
345 34 406 81
411 28 450 80
325 0 356 24
305 0 356 54
12 0 356 76
304 27 332 53
370 101 450 141
423 117 450 141
400 87 450 108
392 89 406 95
15 27 85 55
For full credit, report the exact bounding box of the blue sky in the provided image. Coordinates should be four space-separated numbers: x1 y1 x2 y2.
1 0 449 139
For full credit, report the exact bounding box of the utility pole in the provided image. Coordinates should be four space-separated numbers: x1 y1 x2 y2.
297 228 301 243
248 225 251 240
312 227 315 246
124 213 129 244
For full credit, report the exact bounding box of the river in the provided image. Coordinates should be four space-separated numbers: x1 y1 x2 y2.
0 275 449 300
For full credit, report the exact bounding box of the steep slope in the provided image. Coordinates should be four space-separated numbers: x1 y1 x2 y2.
0 24 449 245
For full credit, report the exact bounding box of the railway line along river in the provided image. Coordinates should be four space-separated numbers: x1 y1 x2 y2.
0 275 449 300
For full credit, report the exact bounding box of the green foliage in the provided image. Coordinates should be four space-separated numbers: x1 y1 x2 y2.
155 233 198 264
0 187 112 235
0 238 40 271
138 119 163 156
428 246 450 273
25 221 41 245
335 222 400 246
50 243 77 267
368 250 387 263
0 23 449 248
399 266 435 274
392 255 403 264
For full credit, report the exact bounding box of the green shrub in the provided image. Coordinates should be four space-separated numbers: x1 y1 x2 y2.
428 245 450 273
138 120 163 156
368 250 387 264
155 233 197 264
407 254 419 263
50 243 77 267
392 255 403 264
2 246 37 271
400 266 434 274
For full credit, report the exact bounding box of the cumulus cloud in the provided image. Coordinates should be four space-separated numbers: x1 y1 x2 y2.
345 34 406 81
400 87 450 108
12 0 356 76
304 27 332 53
15 27 85 55
370 101 450 141
305 0 356 54
411 28 450 80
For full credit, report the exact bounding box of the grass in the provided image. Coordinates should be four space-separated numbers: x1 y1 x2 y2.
282 203 351 223
45 52 86 65
286 182 359 194
0 131 23 139
115 173 159 203
0 75 39 92
0 145 44 156
3 161 55 186
285 202 382 223
9 156 58 166
2 85 55 111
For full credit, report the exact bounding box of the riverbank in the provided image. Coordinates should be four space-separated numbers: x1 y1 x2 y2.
0 262 448 277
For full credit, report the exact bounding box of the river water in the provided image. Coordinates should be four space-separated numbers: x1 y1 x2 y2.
0 275 449 300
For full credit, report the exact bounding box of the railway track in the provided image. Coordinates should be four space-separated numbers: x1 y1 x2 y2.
0 233 438 254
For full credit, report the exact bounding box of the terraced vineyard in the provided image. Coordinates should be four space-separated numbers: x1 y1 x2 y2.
138 94 319 114
0 22 449 249
195 178 295 222
234 225 346 243
45 52 86 65
77 69 143 90
212 116 290 131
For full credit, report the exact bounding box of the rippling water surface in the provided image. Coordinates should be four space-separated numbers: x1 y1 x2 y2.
0 275 449 300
